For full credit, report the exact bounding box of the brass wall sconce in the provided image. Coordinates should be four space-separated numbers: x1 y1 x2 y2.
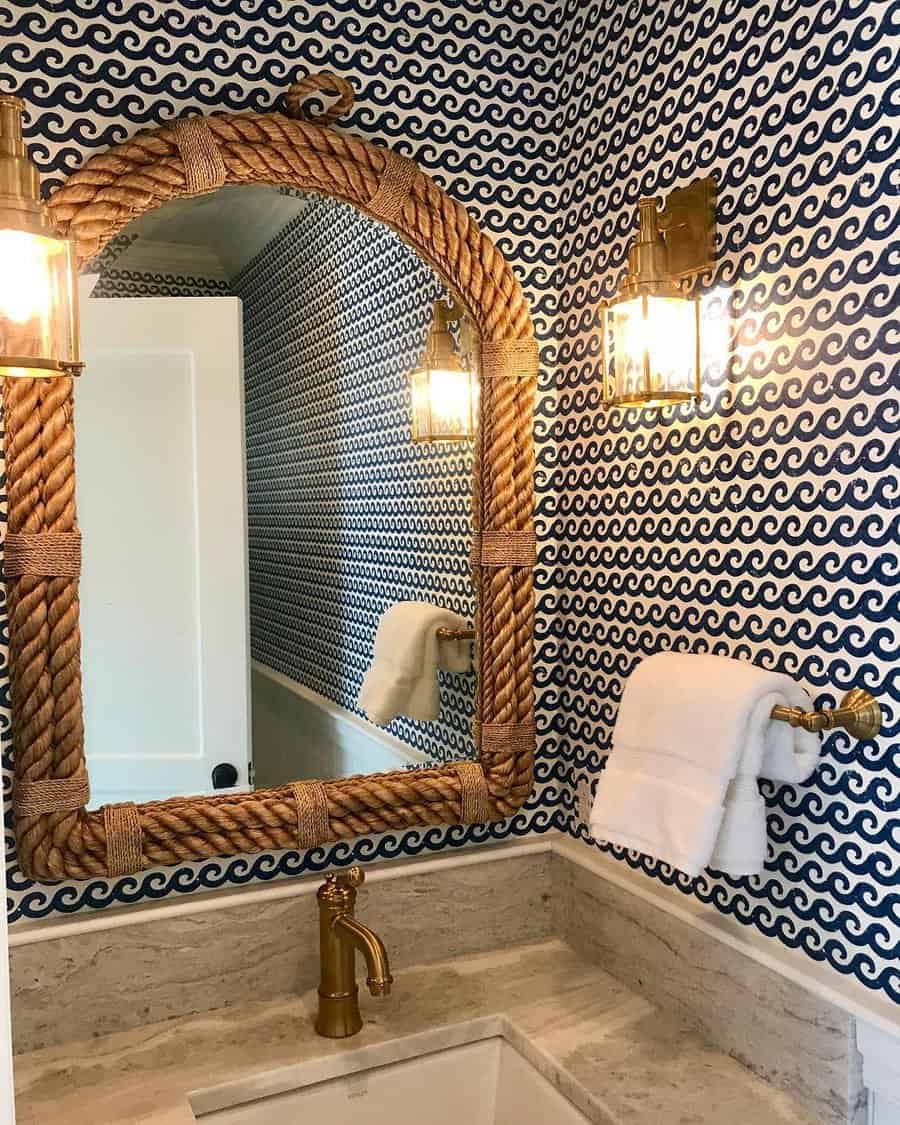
410 298 478 442
601 177 715 408
0 95 82 379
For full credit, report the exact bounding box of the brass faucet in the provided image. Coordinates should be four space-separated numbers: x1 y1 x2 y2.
315 867 392 1038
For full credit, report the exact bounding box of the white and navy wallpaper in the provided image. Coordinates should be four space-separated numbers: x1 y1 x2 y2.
236 194 475 763
0 1 896 1006
549 0 898 1003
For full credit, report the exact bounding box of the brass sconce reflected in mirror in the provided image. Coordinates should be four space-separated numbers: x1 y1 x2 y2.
0 95 82 379
601 177 716 409
410 298 478 442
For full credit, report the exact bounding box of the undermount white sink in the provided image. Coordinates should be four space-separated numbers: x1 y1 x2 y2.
193 1037 589 1124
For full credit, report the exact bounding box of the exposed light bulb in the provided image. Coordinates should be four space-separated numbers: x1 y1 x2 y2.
0 229 56 323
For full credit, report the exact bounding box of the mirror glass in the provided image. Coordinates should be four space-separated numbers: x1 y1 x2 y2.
76 185 476 807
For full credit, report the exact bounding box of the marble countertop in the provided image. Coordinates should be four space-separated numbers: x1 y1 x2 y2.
14 939 820 1125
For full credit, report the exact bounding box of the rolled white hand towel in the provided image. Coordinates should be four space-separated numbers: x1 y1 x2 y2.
357 601 471 727
589 652 820 878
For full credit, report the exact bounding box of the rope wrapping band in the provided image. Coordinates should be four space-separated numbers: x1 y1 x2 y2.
104 802 144 877
453 762 493 823
174 117 226 196
471 529 535 569
14 775 90 817
3 531 82 577
368 151 418 224
480 338 539 380
292 781 332 849
474 720 537 757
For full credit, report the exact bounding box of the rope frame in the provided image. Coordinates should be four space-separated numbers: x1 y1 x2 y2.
1 79 536 881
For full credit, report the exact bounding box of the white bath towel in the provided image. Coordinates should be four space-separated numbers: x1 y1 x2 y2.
357 601 471 726
589 653 820 878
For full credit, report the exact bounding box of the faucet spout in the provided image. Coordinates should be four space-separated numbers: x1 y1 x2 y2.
333 914 393 996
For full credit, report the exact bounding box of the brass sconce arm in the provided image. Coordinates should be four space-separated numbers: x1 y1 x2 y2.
442 297 466 322
436 297 476 363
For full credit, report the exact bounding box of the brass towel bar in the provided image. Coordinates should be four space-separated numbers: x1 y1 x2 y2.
770 688 882 740
433 631 882 742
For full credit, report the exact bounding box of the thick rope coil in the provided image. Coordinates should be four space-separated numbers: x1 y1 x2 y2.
284 72 355 124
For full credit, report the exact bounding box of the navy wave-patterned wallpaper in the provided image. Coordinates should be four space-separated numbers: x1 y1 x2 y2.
0 0 560 927
236 194 475 763
549 0 898 1002
91 270 230 298
0 0 896 1006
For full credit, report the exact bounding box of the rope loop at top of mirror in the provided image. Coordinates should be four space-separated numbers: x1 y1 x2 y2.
284 71 356 124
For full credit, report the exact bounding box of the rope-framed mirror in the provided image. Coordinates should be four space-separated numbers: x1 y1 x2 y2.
2 74 537 881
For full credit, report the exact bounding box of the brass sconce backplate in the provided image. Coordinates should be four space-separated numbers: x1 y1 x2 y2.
658 176 716 280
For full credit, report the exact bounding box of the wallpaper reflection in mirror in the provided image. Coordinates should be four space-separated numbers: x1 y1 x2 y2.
78 186 476 806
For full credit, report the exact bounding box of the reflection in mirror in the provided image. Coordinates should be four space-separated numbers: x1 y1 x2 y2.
76 186 476 807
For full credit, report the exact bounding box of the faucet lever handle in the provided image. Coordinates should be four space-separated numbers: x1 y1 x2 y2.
329 866 364 888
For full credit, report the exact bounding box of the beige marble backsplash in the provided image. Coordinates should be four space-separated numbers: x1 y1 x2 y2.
9 842 867 1125
10 851 553 1053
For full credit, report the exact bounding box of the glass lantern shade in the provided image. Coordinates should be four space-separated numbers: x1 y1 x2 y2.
410 362 478 442
603 291 701 407
0 226 79 378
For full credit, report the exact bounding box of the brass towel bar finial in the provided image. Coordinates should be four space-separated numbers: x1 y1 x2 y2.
770 688 882 741
436 626 476 642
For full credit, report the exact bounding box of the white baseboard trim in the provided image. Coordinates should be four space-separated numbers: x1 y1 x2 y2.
251 661 431 769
